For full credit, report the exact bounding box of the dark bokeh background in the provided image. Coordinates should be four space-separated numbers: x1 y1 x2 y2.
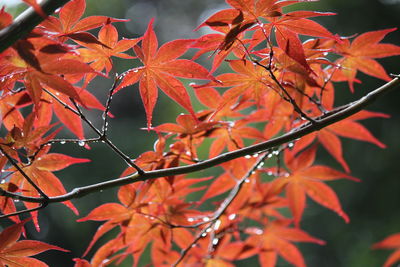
1 0 400 266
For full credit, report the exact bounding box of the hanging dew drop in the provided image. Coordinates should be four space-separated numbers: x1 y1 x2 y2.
78 140 85 147
214 220 221 230
212 238 219 245
60 140 66 144
244 155 251 159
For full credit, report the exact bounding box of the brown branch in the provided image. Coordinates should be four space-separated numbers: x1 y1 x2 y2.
0 203 47 220
0 0 72 53
69 98 144 174
0 77 399 210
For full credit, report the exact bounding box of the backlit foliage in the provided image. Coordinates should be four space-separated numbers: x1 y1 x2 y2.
0 0 400 266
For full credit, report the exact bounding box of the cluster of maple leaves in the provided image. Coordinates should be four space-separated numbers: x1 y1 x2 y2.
0 0 400 266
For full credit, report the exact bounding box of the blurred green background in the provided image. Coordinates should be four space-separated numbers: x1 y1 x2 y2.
1 0 400 266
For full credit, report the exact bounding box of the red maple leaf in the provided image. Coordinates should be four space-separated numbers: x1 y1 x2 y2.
9 150 89 229
270 146 359 227
0 219 68 266
373 233 400 267
0 45 96 109
40 0 126 45
333 28 400 91
293 110 389 172
246 220 325 267
115 19 211 128
77 22 141 86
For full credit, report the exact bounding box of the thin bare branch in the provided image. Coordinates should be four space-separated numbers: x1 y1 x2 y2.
0 203 47 219
0 146 48 199
102 74 119 135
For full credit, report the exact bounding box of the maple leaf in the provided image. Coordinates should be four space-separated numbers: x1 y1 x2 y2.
270 147 359 227
174 231 257 266
40 0 126 45
79 175 209 266
190 32 247 73
9 151 89 229
292 110 389 172
194 86 252 120
115 19 211 128
196 59 278 117
34 86 106 140
0 219 68 266
0 182 20 224
0 91 26 130
198 0 315 32
207 119 264 158
2 113 58 159
0 45 96 109
132 135 179 171
153 113 221 159
333 28 400 91
246 220 325 267
373 233 400 267
198 1 336 72
77 22 141 86
251 11 337 72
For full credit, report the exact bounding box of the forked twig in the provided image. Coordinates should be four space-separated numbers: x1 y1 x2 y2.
172 152 270 266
